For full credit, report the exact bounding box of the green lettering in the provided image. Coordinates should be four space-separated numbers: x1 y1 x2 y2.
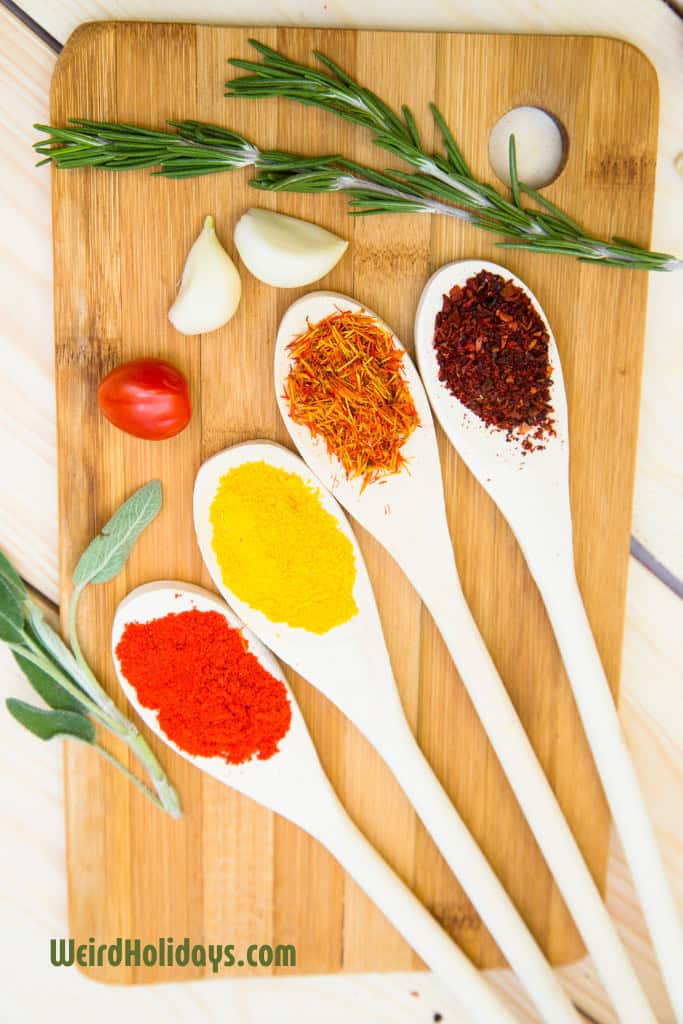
207 944 223 973
124 939 141 966
274 944 296 968
50 939 74 966
143 944 157 966
175 938 190 967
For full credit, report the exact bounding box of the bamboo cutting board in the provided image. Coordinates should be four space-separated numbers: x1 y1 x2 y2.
51 22 657 982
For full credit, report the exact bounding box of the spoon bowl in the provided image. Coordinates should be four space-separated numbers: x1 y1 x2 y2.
111 581 319 821
274 292 449 564
415 259 569 526
193 439 401 737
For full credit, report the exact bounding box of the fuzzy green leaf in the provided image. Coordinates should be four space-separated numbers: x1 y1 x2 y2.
12 652 87 712
6 698 95 743
0 577 25 644
0 550 27 602
28 606 92 691
73 480 162 587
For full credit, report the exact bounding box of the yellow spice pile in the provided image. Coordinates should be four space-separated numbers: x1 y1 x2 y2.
209 460 357 634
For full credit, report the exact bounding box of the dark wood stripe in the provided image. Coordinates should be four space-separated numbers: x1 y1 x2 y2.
631 536 683 599
0 0 62 53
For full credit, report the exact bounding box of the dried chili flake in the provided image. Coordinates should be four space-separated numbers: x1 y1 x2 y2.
284 309 420 488
433 270 555 451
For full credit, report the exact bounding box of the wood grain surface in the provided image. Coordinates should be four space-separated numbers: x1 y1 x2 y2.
50 22 658 982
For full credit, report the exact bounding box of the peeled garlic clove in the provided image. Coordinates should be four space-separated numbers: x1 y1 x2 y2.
234 208 348 288
169 215 241 335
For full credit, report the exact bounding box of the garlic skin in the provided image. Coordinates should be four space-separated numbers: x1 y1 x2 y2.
234 208 348 288
168 215 241 335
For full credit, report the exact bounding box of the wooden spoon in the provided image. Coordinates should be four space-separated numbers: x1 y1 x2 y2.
194 441 580 1024
274 291 655 1024
415 260 682 1021
111 580 515 1024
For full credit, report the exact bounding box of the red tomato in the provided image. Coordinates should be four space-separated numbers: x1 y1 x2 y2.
98 359 192 441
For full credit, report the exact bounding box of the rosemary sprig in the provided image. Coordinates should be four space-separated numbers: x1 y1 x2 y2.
33 116 680 272
2 483 181 818
227 40 681 272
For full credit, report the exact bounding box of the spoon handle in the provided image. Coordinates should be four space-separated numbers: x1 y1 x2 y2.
372 714 580 1024
419 572 656 1024
308 782 519 1024
531 563 683 1021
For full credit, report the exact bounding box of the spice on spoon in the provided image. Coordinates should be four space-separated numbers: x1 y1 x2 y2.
283 309 420 489
116 608 291 764
433 270 555 451
209 461 358 634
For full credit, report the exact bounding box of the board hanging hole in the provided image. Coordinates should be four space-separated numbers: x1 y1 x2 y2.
488 106 567 190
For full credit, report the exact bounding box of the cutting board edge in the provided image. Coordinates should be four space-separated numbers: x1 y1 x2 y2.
52 19 662 93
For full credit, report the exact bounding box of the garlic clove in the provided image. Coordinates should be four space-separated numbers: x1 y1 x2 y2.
233 208 348 288
169 215 242 335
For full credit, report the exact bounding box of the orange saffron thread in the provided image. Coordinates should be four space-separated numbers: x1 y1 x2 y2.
284 310 420 489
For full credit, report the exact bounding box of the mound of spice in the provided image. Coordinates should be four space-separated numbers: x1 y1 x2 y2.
116 609 291 764
283 309 420 489
209 461 358 634
433 270 555 450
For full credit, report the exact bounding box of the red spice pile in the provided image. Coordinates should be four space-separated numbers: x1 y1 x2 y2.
433 270 555 450
116 609 291 765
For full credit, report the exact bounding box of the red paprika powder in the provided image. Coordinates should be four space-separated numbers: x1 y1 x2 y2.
116 609 291 764
433 270 555 451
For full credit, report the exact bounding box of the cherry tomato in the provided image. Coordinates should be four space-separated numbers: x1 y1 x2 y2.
98 359 192 441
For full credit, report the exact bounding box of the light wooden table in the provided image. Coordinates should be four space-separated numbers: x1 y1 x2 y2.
1 2 681 1022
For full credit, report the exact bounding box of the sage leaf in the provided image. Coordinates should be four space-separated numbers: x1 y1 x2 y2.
73 480 162 587
2 482 179 816
12 652 86 713
0 577 26 644
0 550 27 602
6 698 95 743
28 606 92 692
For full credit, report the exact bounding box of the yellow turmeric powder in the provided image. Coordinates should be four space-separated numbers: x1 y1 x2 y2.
209 460 358 634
